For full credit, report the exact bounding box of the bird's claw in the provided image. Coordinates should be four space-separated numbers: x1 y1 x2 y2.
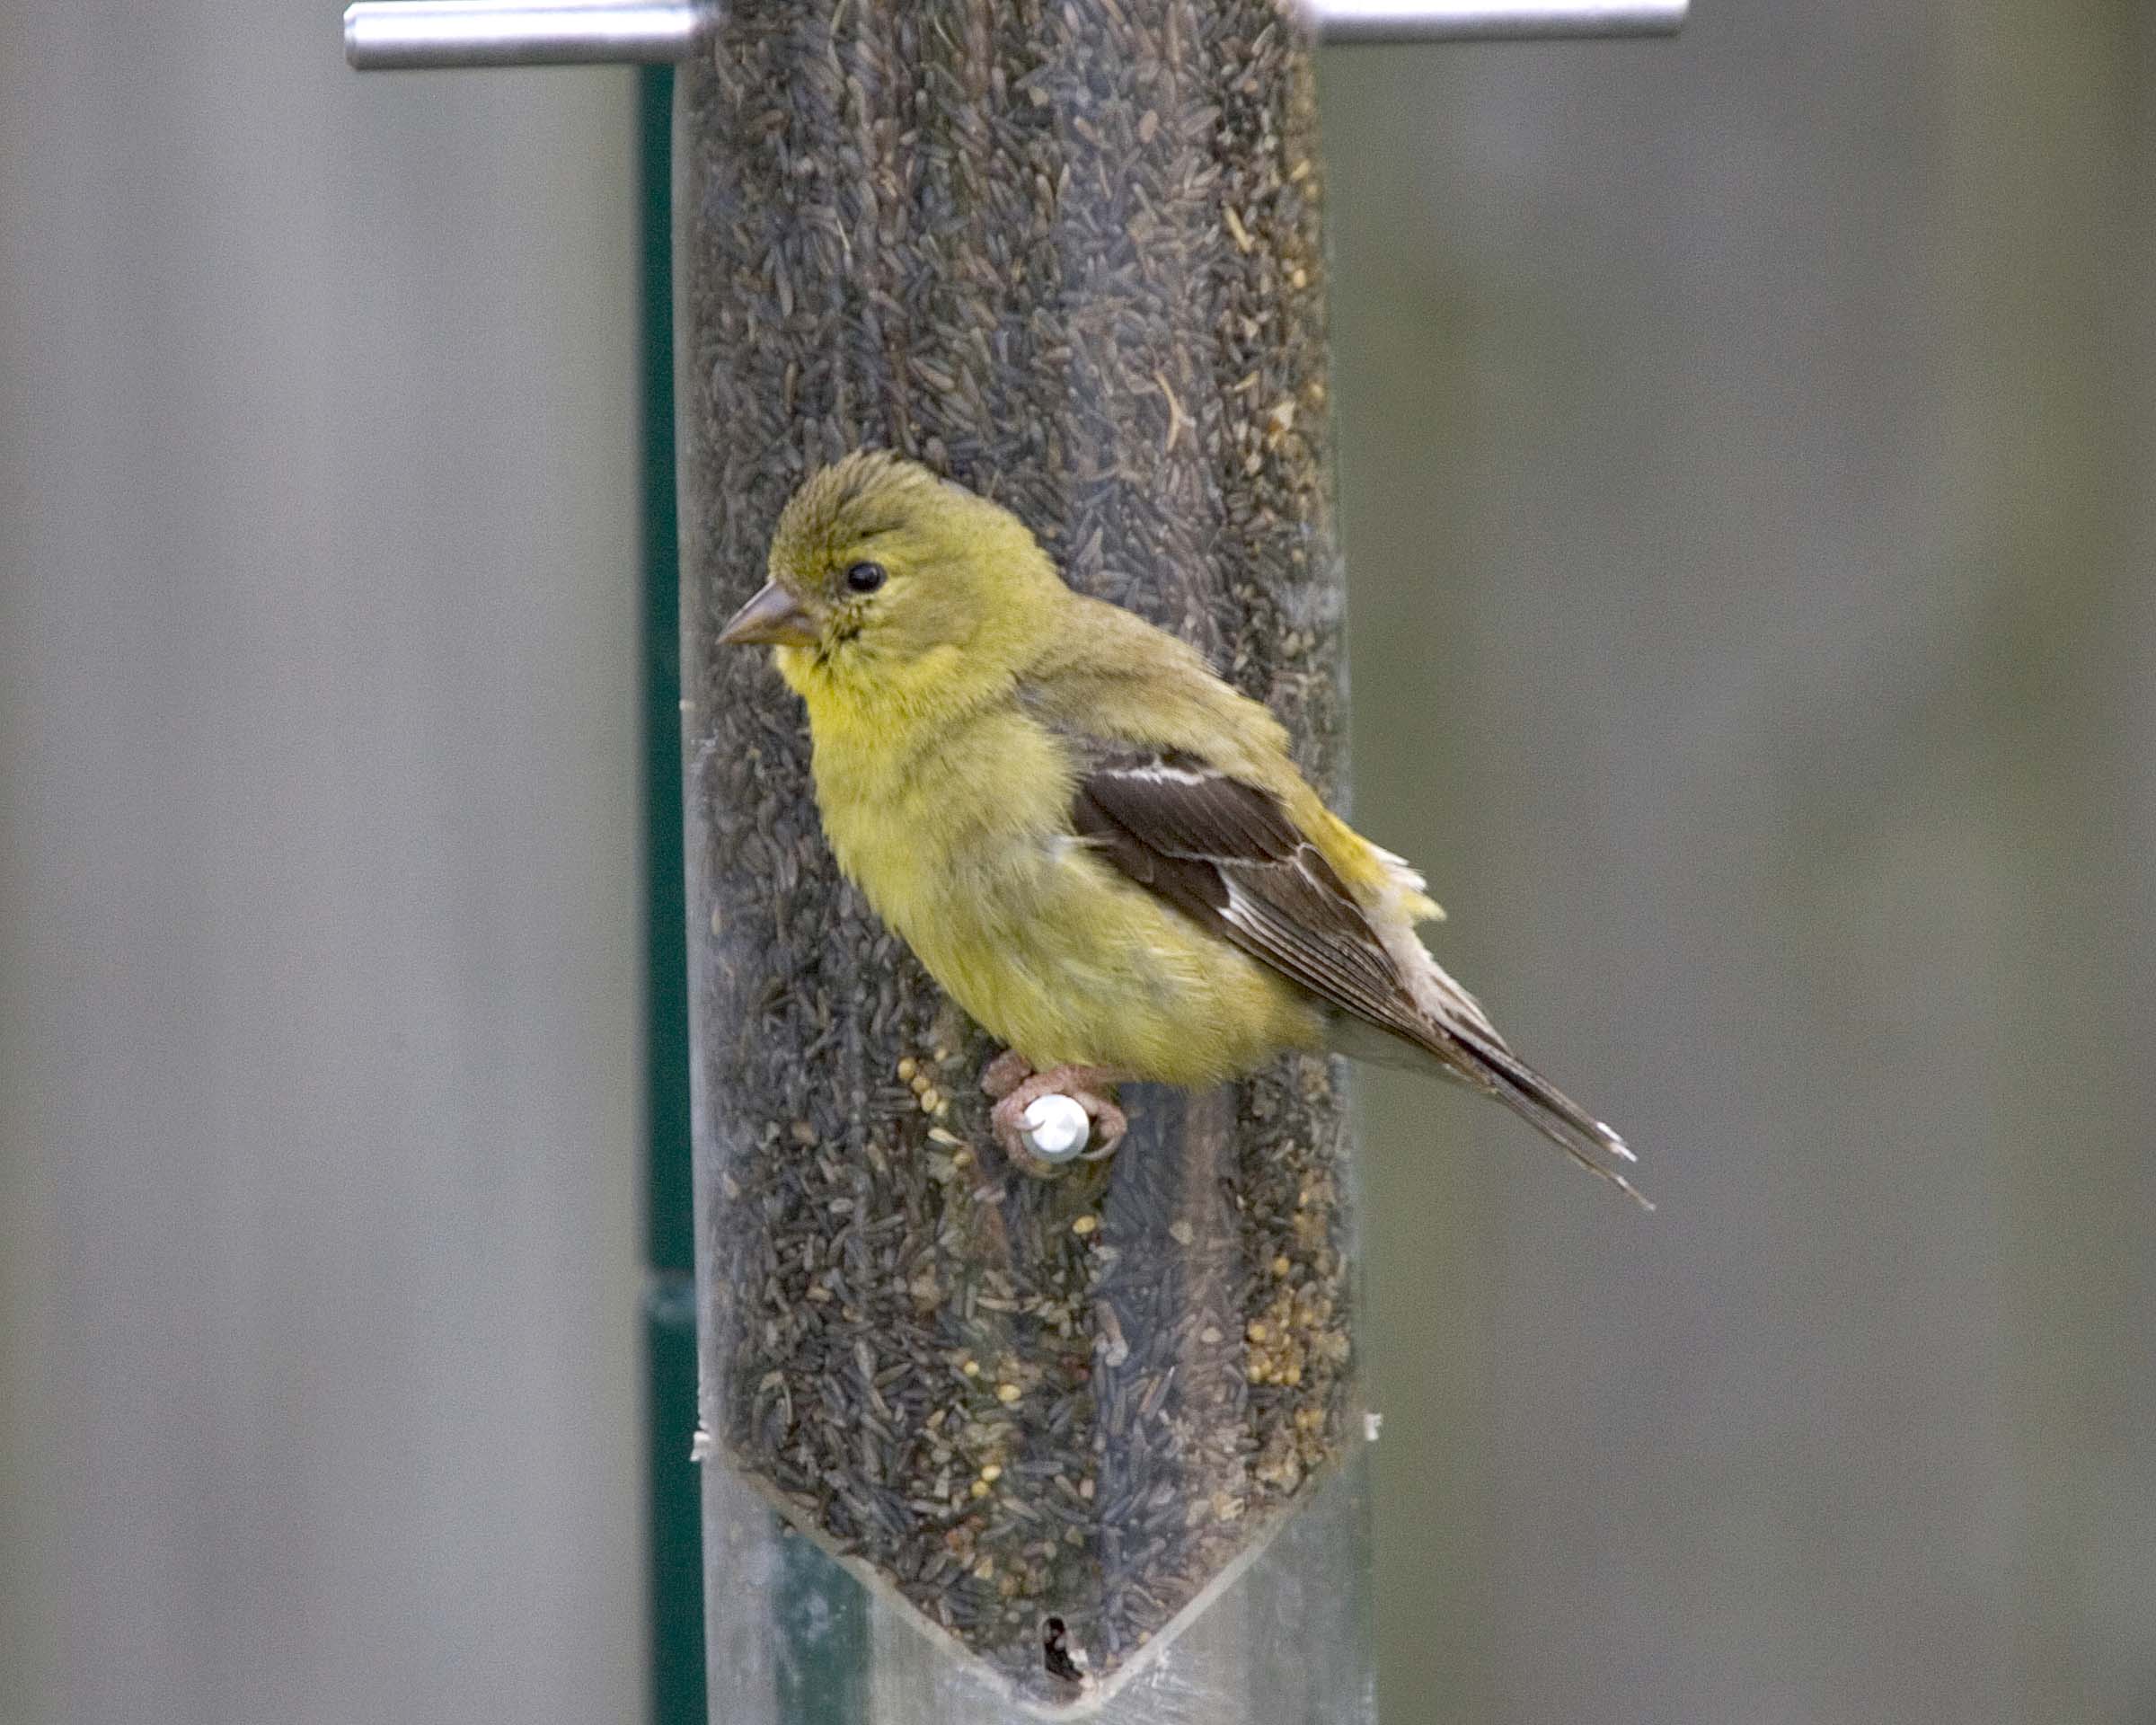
979 1048 1035 1101
985 1061 1127 1175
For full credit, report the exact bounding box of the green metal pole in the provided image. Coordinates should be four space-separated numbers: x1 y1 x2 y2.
637 61 707 1725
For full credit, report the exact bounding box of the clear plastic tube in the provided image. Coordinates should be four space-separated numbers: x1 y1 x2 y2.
676 3 1372 1715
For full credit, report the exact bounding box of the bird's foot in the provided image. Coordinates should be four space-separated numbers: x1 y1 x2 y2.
982 1058 1128 1172
979 1048 1036 1102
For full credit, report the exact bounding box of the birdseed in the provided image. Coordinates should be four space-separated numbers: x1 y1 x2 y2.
677 0 1356 1706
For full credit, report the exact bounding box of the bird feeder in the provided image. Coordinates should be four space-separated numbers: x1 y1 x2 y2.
679 13 1361 1710
344 1 1684 1717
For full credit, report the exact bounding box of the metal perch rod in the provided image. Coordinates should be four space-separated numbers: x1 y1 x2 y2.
343 0 706 67
344 0 1686 67
1312 0 1685 39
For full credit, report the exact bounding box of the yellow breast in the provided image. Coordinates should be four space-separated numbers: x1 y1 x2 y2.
796 680 1322 1086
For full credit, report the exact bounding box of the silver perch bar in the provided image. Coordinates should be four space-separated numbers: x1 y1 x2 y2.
345 0 1684 69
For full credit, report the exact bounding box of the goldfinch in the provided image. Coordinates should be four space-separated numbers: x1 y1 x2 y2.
720 452 1645 1206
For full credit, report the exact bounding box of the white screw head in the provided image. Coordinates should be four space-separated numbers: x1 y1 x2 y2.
1020 1093 1091 1162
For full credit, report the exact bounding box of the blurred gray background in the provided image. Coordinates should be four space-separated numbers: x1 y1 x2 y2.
4 4 2152 1725
0 12 646 1725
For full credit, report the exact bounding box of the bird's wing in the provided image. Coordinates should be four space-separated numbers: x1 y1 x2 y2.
1068 743 1418 1035
1065 739 1648 1206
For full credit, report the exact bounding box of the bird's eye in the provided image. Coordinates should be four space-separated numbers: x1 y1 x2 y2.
844 561 887 594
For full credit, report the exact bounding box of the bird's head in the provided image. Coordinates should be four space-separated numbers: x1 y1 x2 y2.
720 452 1061 702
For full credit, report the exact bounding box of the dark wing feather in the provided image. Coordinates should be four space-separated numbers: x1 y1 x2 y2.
1069 743 1651 1208
1069 748 1418 1036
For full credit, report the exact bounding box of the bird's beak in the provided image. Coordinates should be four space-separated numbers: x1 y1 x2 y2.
718 580 818 649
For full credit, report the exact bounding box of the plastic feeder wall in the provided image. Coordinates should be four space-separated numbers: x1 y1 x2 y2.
677 2 1376 1716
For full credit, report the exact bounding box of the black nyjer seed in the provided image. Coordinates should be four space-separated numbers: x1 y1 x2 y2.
679 0 1356 1708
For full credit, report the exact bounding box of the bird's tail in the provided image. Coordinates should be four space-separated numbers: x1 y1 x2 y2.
1335 1008 1652 1208
1445 1021 1653 1210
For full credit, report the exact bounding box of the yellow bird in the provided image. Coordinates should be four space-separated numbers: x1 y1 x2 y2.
721 451 1645 1206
